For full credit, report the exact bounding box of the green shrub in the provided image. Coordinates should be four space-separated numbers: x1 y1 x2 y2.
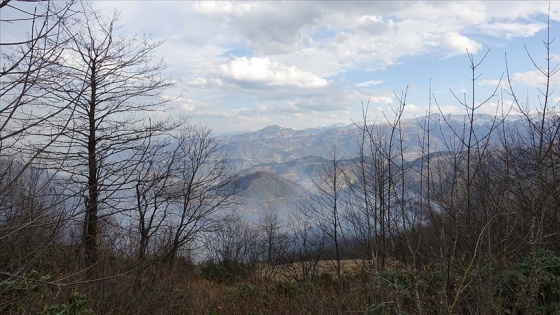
200 259 250 284
41 289 94 315
271 280 308 297
234 282 260 300
494 250 560 313
0 270 51 297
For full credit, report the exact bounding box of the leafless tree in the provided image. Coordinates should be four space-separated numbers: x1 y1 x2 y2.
204 212 259 275
304 146 346 280
0 159 68 270
344 103 378 273
281 213 325 282
258 208 286 265
34 5 176 266
255 208 289 280
162 126 236 263
503 9 560 310
398 49 503 313
1 0 76 195
1 0 75 150
131 134 177 260
353 104 407 274
0 0 79 298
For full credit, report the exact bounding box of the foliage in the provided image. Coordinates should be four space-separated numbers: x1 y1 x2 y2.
41 290 94 315
0 271 51 297
233 282 260 301
270 280 308 297
200 259 250 284
495 250 560 313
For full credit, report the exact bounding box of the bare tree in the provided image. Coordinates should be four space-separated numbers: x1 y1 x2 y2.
503 9 560 310
304 146 347 280
358 91 409 313
36 5 176 266
162 126 236 263
0 159 68 271
0 0 79 297
1 0 76 193
131 134 177 260
345 103 377 272
204 212 259 279
281 213 325 282
258 208 286 265
355 108 406 273
255 208 289 280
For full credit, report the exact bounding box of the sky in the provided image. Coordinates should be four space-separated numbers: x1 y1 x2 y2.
4 1 560 134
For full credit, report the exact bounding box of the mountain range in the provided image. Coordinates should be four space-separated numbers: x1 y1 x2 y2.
219 113 523 221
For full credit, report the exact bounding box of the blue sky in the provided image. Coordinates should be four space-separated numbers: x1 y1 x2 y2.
4 1 560 133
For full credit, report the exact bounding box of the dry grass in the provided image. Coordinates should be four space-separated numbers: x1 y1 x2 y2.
257 258 404 282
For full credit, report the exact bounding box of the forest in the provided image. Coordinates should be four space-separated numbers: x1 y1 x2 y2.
1 1 559 314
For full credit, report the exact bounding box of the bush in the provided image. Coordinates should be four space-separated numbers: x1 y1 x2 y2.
495 250 560 313
42 290 94 315
200 259 250 284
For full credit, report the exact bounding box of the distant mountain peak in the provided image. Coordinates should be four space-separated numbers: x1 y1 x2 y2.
257 124 294 133
261 124 283 130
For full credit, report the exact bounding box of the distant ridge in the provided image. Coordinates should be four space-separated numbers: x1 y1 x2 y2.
220 114 525 172
232 170 306 201
221 114 529 221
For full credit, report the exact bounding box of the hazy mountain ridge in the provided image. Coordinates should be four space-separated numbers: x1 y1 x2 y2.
221 114 526 220
221 113 522 171
233 170 307 201
230 170 308 221
220 124 359 170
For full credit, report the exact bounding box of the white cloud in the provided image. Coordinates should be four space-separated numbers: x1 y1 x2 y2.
357 80 384 87
228 2 321 54
356 15 396 35
478 79 503 87
441 31 482 55
219 57 329 88
370 96 393 105
399 2 487 25
481 22 545 39
193 1 258 15
511 70 560 88
482 1 553 21
478 101 515 116
278 48 343 78
175 98 209 112
433 105 469 115
185 77 223 89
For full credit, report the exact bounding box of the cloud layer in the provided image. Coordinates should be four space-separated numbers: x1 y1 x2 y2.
89 1 560 133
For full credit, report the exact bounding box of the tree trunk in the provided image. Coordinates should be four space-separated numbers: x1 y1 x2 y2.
84 62 99 266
